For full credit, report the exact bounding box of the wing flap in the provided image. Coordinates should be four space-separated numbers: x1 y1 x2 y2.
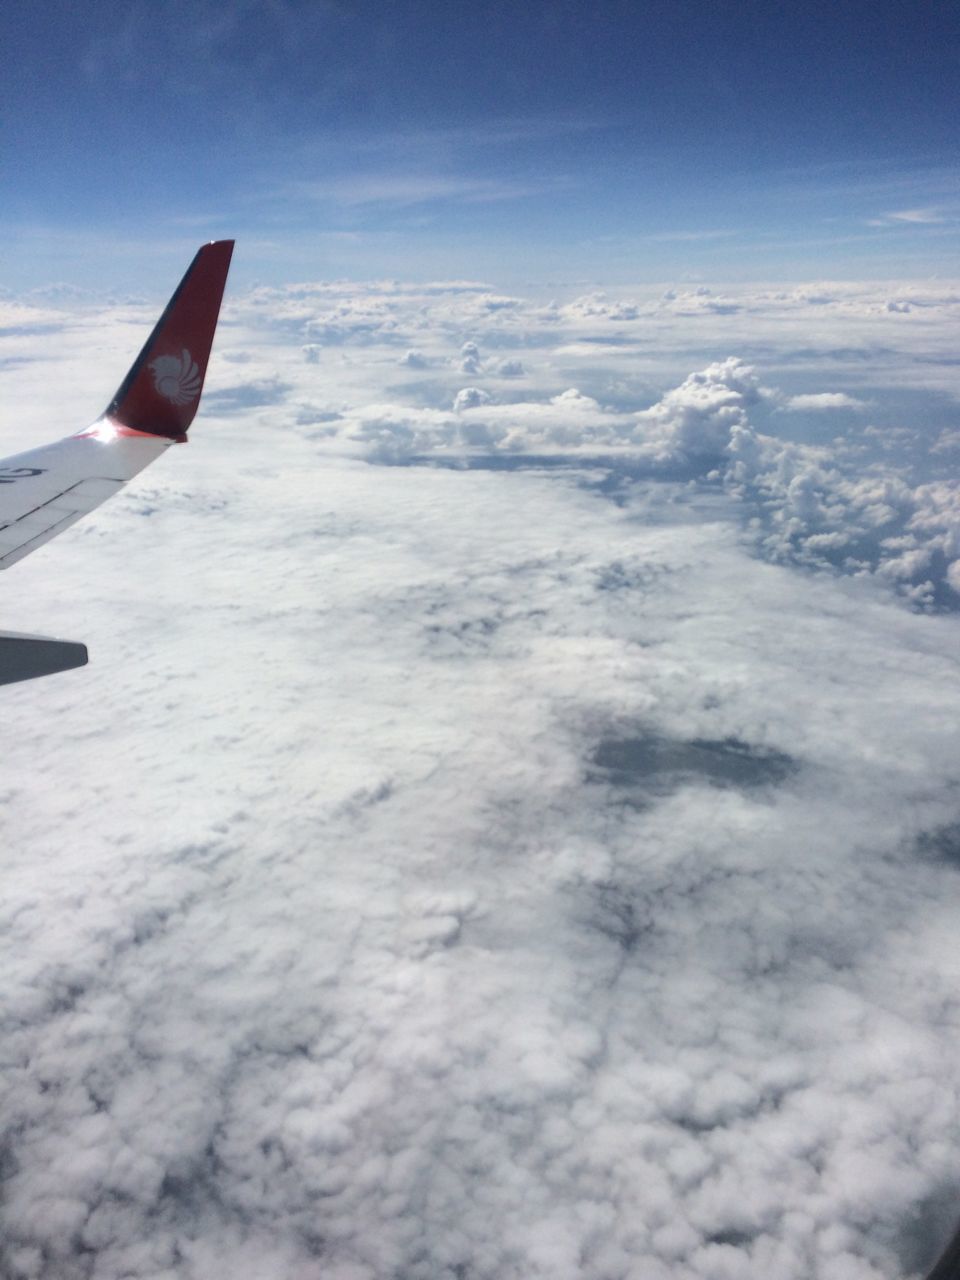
0 478 125 568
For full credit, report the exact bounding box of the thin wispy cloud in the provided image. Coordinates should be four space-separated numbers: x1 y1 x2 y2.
285 173 565 210
888 207 949 223
328 115 609 156
772 160 960 200
645 229 742 243
867 206 954 227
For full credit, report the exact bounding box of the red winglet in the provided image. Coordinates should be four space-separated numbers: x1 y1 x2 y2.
105 240 234 441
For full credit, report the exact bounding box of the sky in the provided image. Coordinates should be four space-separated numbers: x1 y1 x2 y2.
2 0 960 290
3 5 960 1280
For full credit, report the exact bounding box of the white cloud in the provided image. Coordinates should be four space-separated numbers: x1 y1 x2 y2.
453 386 491 412
289 174 553 208
784 393 868 411
884 207 948 225
632 357 761 459
459 341 482 374
1 270 960 1279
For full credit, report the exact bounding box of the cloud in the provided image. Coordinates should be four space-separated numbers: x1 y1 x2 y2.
646 229 741 243
289 174 555 209
202 377 292 411
318 358 764 466
563 292 641 321
239 277 957 610
453 386 491 412
784 393 868 411
881 207 949 225
459 341 482 374
632 357 761 460
341 116 607 156
2 268 960 1279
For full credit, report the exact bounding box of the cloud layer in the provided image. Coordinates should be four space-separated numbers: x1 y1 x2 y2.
1 271 959 1279
232 279 959 609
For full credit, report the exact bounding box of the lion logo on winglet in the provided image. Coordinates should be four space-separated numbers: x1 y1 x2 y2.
150 349 202 405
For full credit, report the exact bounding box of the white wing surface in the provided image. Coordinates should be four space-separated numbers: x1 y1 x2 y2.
0 437 164 571
0 240 234 685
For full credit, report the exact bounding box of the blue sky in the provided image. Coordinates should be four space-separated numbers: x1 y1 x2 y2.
3 0 959 291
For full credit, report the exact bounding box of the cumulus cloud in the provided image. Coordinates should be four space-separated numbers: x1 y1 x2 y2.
459 341 482 374
722 432 960 607
632 357 761 460
2 269 960 1280
327 359 765 466
564 292 641 321
261 283 958 609
453 386 491 412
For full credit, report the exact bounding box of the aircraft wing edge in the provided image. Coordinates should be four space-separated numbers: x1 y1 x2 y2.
0 631 88 686
0 238 234 686
0 476 127 570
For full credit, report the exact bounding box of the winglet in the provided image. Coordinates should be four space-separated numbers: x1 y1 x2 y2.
105 240 234 441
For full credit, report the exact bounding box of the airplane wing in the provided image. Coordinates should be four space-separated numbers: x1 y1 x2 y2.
0 239 234 686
